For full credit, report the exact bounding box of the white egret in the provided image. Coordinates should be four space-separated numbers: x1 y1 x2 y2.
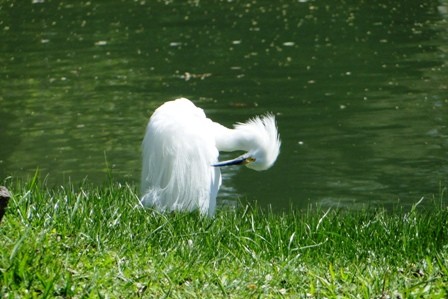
140 98 280 216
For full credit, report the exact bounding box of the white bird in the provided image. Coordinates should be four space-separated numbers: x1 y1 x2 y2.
140 98 280 216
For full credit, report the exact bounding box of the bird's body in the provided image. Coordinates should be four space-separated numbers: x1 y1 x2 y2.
141 98 280 216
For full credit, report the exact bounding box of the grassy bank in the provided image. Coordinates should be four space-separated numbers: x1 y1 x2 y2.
1 177 447 298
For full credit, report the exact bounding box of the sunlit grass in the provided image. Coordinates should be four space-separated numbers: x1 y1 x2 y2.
1 175 447 298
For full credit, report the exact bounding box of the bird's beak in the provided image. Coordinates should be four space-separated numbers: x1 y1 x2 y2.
212 154 256 167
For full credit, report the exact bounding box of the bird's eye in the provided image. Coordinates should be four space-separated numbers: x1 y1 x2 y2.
246 157 256 164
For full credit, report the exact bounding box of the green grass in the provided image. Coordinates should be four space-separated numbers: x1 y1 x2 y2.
1 176 447 298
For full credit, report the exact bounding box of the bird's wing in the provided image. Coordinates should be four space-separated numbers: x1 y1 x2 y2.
141 99 220 216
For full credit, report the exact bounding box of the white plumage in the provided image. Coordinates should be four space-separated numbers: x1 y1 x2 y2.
140 98 280 216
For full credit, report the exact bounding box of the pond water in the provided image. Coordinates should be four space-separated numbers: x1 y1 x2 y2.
1 0 447 211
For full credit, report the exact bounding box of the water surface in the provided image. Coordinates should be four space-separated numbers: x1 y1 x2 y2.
1 0 447 210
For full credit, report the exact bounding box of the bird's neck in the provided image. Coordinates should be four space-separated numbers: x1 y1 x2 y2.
212 122 255 152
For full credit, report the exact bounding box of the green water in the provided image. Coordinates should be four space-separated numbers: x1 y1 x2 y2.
1 0 447 210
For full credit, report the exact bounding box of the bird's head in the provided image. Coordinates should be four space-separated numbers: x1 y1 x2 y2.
213 114 281 171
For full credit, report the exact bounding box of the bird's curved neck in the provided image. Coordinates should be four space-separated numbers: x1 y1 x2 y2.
212 122 255 152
